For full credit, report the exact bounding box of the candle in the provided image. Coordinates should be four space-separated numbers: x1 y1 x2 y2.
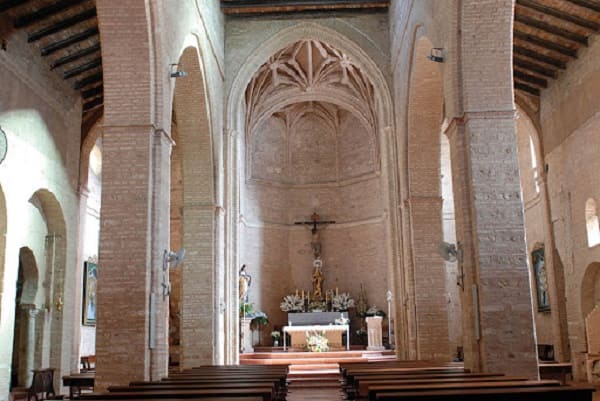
296 288 299 296
308 292 310 303
302 289 304 298
336 287 339 296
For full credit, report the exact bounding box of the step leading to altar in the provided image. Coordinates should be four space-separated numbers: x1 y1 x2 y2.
239 349 396 366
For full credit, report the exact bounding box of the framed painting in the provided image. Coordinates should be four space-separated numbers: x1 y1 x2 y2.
82 261 98 326
532 246 550 312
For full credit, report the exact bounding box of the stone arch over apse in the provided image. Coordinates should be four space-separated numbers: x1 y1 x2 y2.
228 24 397 359
171 42 220 368
402 30 449 361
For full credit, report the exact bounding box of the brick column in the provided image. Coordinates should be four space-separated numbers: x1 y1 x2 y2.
407 196 450 360
446 115 538 378
96 125 171 390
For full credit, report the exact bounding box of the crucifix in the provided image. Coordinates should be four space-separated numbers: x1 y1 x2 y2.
294 212 336 259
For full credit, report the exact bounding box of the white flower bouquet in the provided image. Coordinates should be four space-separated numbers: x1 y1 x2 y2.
332 292 355 311
305 330 329 352
280 294 304 312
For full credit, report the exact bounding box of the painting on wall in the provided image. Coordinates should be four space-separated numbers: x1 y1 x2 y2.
532 246 550 312
83 261 98 326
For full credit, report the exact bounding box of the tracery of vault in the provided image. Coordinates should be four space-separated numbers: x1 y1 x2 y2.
245 40 379 186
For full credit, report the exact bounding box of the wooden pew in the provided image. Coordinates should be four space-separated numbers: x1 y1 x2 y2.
373 385 594 401
79 386 275 401
63 373 95 399
367 379 562 401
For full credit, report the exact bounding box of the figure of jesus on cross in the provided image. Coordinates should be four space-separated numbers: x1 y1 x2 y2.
294 212 336 259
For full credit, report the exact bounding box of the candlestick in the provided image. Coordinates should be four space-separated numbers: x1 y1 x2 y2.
336 287 339 296
302 289 304 298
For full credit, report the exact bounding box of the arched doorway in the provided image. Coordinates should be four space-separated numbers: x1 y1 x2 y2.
11 247 39 389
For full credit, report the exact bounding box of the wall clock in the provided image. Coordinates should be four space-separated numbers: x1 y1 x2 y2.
0 126 6 165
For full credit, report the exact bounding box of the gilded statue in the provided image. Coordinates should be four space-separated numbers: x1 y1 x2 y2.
312 259 324 300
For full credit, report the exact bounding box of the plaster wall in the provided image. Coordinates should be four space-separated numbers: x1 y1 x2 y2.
0 23 82 399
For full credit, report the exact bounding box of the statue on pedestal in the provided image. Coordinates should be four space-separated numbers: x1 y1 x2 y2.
312 259 324 300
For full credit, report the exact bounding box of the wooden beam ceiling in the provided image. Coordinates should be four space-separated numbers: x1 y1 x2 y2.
513 0 599 98
221 0 388 14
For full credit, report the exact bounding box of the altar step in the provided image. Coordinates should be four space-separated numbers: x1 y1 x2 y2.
240 349 395 366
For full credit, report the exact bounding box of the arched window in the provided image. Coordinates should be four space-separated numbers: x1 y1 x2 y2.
586 198 600 247
529 136 540 194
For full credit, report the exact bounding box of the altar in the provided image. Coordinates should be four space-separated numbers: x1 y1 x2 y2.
283 324 349 351
283 311 350 351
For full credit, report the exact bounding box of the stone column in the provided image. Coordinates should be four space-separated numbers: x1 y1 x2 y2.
366 316 385 351
446 115 538 378
240 317 253 353
23 307 39 387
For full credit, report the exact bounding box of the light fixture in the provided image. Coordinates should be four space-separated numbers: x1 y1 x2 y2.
161 248 185 300
428 48 445 63
169 63 187 78
438 241 464 290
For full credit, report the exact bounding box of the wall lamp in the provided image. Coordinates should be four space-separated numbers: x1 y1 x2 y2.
169 63 187 78
428 48 445 63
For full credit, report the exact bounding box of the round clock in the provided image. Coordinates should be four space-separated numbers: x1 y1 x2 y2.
0 127 6 165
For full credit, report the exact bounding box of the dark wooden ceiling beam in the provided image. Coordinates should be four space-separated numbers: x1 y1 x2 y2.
517 0 600 31
63 58 101 79
28 8 97 42
514 57 558 78
41 27 98 56
515 14 588 45
514 69 548 88
565 0 600 13
14 0 88 28
74 71 102 89
514 30 578 58
0 0 31 13
82 96 103 112
514 81 541 96
51 42 100 69
82 84 103 99
221 0 388 13
513 45 566 69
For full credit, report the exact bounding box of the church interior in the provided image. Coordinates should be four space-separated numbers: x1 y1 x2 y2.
0 0 599 400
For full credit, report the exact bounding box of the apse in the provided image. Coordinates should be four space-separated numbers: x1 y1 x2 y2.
240 39 389 344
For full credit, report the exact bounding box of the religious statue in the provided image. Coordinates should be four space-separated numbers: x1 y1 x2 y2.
294 212 335 259
312 259 324 300
239 264 252 303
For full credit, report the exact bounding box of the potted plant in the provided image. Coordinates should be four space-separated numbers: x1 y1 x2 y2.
271 330 281 347
250 311 269 345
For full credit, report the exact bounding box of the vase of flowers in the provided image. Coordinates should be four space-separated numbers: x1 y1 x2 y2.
280 294 304 312
305 330 329 352
332 292 355 312
271 331 281 347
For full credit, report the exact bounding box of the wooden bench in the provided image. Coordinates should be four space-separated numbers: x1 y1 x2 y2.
79 387 274 401
373 385 594 401
62 373 95 399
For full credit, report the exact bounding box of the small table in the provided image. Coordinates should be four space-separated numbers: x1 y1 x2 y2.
62 373 95 399
283 324 349 351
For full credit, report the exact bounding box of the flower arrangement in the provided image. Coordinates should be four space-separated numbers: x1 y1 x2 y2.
271 331 281 339
305 330 329 352
366 305 386 317
332 292 355 311
280 294 304 312
308 300 327 312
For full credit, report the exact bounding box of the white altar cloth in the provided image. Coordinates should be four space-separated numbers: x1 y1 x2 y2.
282 324 350 351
